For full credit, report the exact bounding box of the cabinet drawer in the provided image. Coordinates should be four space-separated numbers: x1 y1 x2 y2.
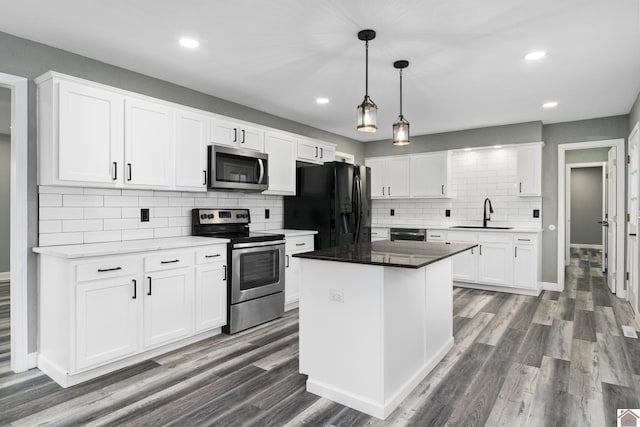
76 257 139 283
427 230 446 242
287 235 315 253
447 231 478 243
371 227 389 239
513 234 537 245
478 232 512 243
145 251 193 272
196 246 227 264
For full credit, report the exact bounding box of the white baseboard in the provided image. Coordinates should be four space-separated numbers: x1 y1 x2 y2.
0 272 9 282
542 282 562 292
569 244 603 250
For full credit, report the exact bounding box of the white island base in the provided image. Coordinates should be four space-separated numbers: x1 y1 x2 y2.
298 257 454 420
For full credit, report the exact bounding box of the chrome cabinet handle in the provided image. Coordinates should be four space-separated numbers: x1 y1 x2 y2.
205 254 221 258
127 163 132 181
320 147 324 158
203 170 207 186
515 247 518 258
382 187 385 196
160 259 180 264
147 276 152 296
295 243 305 246
112 162 117 181
479 245 482 255
233 128 237 142
519 182 522 193
388 186 391 196
132 279 137 299
442 185 444 195
315 146 318 158
517 238 531 242
223 265 227 280
286 254 290 268
241 129 245 143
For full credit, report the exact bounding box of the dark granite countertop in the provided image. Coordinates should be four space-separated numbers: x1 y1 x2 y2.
293 241 477 269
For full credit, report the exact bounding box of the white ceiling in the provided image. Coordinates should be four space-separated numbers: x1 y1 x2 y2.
0 0 639 142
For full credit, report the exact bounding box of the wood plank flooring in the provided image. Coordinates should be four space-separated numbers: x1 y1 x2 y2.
1 248 640 426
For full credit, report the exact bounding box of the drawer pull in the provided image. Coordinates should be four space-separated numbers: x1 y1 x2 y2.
97 266 122 272
160 259 180 264
295 243 306 246
431 235 441 238
515 247 518 258
286 254 290 268
147 276 152 296
132 279 137 299
517 238 531 242
205 254 221 258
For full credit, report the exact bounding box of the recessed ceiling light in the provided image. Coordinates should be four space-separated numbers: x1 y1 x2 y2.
542 101 558 109
179 38 199 48
525 50 546 61
316 98 329 105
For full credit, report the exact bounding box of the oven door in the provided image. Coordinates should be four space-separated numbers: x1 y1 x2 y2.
231 241 285 304
209 145 269 191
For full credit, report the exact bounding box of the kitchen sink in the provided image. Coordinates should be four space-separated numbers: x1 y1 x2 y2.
450 225 513 230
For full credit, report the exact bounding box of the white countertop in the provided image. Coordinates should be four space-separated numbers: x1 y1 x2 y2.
33 236 230 259
372 224 543 233
256 229 318 237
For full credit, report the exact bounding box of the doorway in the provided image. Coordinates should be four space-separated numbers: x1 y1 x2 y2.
0 72 29 373
558 139 626 294
0 87 10 373
628 123 639 319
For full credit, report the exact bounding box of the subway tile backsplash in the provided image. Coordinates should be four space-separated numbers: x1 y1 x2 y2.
372 148 542 228
38 186 284 246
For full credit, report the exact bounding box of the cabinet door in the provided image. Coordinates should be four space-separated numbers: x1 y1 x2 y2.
125 98 174 188
297 139 321 163
263 131 296 195
75 276 139 371
365 157 387 198
452 245 477 282
478 242 513 286
389 156 411 198
210 118 239 147
517 146 542 196
238 124 264 152
58 81 124 186
195 263 227 331
175 109 208 191
143 268 193 348
410 152 447 197
318 143 335 162
513 244 537 289
285 253 301 308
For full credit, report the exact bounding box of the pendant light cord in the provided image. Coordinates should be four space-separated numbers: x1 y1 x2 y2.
365 40 369 97
399 68 403 118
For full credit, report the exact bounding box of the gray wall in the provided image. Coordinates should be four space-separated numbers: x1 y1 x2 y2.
0 30 364 353
0 133 9 273
565 147 609 164
570 167 603 246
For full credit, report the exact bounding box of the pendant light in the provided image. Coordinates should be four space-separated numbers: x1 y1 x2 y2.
356 29 377 132
392 60 410 146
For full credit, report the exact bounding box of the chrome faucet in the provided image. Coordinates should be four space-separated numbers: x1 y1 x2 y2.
483 198 493 227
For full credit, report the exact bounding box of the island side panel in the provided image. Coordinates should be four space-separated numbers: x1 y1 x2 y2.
382 267 427 401
299 259 385 408
425 258 454 359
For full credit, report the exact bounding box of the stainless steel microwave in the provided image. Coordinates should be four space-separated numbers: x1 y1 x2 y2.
208 145 269 192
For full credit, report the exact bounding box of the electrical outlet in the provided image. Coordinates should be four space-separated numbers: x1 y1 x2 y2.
533 209 540 218
140 208 149 222
390 209 395 216
329 290 344 303
265 208 270 219
445 209 451 217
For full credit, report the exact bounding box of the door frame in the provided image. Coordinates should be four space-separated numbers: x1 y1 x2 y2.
565 162 606 257
558 139 626 294
627 121 640 320
0 72 30 372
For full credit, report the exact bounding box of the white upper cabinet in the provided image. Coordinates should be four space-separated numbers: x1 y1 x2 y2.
297 138 336 164
124 97 174 188
263 131 297 195
175 109 209 190
517 144 542 196
365 155 410 199
39 79 125 187
410 151 453 198
210 118 264 152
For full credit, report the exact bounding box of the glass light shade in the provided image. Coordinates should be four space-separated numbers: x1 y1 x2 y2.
357 96 377 132
392 116 410 145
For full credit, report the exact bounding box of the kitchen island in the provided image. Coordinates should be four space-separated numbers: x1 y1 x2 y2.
294 240 475 419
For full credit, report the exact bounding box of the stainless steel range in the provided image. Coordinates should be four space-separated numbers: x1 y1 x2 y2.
192 208 285 334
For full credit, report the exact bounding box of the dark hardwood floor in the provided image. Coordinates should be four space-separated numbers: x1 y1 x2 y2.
1 248 639 426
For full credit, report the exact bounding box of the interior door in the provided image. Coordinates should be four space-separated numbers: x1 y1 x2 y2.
606 147 617 292
627 124 640 314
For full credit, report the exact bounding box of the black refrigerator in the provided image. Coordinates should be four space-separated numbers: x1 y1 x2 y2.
284 162 371 249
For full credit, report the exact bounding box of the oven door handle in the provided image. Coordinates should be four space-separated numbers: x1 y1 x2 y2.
257 159 265 184
233 239 286 249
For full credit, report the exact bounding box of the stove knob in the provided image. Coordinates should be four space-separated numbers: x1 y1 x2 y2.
208 214 214 219
200 214 207 219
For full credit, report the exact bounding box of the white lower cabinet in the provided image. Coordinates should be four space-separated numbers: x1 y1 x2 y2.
284 234 315 310
143 267 194 348
37 243 227 387
75 275 139 371
430 229 540 294
371 227 389 241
